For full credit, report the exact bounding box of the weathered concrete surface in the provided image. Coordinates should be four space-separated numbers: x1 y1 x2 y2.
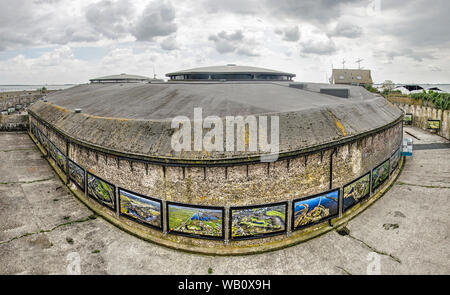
0 128 449 274
0 114 29 131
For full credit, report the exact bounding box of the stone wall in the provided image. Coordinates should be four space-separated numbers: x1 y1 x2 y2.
394 103 450 140
28 114 403 250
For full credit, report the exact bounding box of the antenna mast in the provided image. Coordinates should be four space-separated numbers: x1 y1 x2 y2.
342 59 346 69
356 58 364 69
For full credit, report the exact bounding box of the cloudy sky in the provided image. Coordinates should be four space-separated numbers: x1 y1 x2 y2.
0 0 449 84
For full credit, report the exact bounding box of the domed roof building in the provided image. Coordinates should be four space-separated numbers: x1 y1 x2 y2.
166 64 295 81
89 73 163 83
28 65 403 254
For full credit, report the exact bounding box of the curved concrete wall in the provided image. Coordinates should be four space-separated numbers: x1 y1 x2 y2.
28 111 403 253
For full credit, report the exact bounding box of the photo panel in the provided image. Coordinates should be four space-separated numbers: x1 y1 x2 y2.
167 202 224 239
31 123 38 139
426 120 440 130
371 159 390 192
40 132 49 152
343 172 371 212
292 189 340 231
49 141 66 172
87 172 116 211
230 202 287 240
119 188 162 230
69 160 85 191
390 147 401 174
403 113 413 125
35 128 42 145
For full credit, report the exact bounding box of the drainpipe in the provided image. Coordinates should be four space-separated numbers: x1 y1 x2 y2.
329 147 337 190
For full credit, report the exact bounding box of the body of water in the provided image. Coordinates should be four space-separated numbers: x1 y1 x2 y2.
0 84 76 93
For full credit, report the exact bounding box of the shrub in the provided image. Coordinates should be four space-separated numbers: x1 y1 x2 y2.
410 90 450 110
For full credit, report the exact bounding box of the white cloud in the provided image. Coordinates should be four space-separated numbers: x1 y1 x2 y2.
0 0 449 84
132 1 177 41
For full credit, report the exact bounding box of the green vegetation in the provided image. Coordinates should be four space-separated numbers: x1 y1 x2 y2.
66 237 74 244
266 210 285 218
364 84 379 93
88 175 114 205
344 174 370 201
427 120 440 129
232 206 286 238
372 161 389 190
168 206 223 237
120 193 161 227
410 90 450 110
92 250 101 254
208 268 213 274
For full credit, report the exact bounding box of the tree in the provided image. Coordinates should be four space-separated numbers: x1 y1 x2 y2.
381 80 394 93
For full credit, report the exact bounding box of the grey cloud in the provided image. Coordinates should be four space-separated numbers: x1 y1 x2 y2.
275 26 300 42
209 31 244 44
300 39 337 55
202 0 364 24
0 0 103 51
373 48 436 62
265 0 362 23
85 0 135 40
202 0 260 14
160 36 178 51
329 22 363 39
369 0 450 55
132 1 177 41
236 48 259 57
208 30 259 56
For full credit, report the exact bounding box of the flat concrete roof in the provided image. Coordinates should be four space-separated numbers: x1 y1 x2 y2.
43 82 378 120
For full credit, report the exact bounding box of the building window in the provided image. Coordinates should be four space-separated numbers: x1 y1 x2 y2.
356 76 362 80
339 75 344 80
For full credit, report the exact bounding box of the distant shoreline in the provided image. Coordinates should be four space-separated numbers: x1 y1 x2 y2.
0 84 77 93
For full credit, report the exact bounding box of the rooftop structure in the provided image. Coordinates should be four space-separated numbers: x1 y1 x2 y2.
394 84 424 95
331 69 373 85
89 73 163 84
166 64 296 81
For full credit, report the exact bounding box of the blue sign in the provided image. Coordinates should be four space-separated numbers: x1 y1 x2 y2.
402 138 413 157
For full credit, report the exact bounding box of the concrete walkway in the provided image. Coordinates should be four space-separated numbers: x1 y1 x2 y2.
0 128 449 275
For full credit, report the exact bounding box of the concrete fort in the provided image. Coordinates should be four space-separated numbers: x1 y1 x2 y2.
26 65 404 254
